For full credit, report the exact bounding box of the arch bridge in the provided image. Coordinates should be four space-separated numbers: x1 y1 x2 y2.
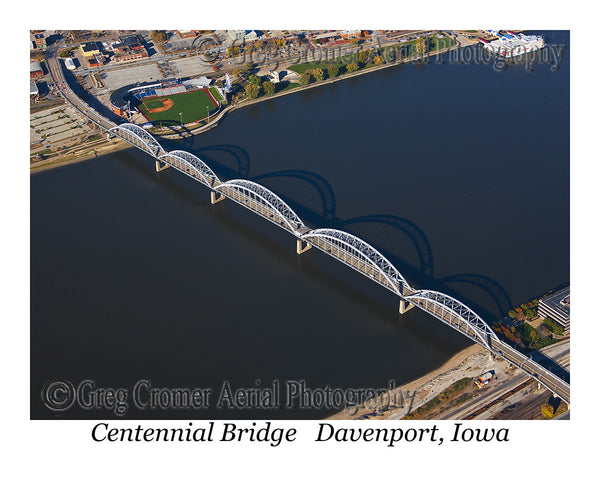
97 122 570 405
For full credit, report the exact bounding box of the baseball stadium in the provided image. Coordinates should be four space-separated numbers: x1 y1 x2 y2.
110 78 224 127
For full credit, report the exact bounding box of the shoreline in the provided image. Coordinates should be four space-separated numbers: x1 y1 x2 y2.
30 40 465 173
155 40 462 139
30 39 489 409
326 343 488 420
29 138 129 174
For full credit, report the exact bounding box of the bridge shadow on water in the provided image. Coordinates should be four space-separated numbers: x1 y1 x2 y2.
114 142 570 378
118 142 516 328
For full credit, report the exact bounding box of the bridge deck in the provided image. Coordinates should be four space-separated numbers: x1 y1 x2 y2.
304 235 402 295
46 41 570 405
160 154 221 188
216 184 304 236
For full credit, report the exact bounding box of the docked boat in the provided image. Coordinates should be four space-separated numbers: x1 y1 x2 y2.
480 32 545 58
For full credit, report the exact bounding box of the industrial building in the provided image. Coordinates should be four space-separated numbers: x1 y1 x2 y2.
79 42 106 67
30 62 44 79
113 34 149 63
538 286 570 334
80 42 102 58
30 81 39 98
33 33 46 49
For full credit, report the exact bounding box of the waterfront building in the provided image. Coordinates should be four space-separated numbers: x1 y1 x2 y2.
538 286 570 334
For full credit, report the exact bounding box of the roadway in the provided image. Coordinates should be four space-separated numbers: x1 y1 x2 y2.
43 32 570 407
489 337 569 403
443 341 570 419
112 123 572 406
45 37 115 131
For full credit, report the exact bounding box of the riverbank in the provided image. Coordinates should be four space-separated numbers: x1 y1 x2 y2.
326 343 490 420
155 38 465 140
29 137 128 174
30 36 467 173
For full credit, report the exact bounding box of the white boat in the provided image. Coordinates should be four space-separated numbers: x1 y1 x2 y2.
480 33 545 58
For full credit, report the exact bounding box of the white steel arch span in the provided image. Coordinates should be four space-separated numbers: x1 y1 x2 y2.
158 150 221 188
301 228 408 296
215 179 306 234
108 123 166 158
49 46 570 403
404 289 500 346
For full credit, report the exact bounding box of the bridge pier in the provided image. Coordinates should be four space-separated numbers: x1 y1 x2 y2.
399 299 415 314
296 239 312 254
155 160 170 172
211 191 226 204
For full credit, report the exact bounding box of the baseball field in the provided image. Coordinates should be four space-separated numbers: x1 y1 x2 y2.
136 88 219 126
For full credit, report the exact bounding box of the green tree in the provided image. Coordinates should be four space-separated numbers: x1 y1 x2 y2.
244 83 261 99
239 65 252 80
313 67 324 82
263 80 276 95
327 64 339 79
151 31 167 43
358 49 371 65
248 74 261 86
543 318 564 335
347 62 359 73
373 55 384 66
415 37 426 56
299 72 311 85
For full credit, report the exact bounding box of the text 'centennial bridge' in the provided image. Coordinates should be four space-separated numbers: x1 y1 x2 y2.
103 123 569 405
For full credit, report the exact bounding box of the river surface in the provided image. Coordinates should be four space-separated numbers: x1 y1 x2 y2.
31 32 569 419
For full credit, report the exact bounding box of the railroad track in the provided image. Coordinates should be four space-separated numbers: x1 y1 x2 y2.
464 378 535 419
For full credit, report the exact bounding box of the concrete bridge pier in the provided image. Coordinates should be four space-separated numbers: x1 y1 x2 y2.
296 239 312 254
211 191 226 204
399 299 414 314
155 160 170 172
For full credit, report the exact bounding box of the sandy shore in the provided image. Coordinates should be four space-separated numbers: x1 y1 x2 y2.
30 138 130 174
327 343 490 420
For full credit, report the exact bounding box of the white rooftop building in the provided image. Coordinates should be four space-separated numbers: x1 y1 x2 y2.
227 30 262 43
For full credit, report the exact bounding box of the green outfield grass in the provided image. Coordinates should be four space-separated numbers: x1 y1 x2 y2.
136 89 218 126
209 87 223 102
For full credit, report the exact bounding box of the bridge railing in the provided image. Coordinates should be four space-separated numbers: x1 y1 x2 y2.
56 66 569 404
159 151 221 188
302 233 402 296
214 179 306 235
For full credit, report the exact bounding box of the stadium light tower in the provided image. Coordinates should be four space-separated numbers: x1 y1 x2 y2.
179 112 183 127
206 105 209 123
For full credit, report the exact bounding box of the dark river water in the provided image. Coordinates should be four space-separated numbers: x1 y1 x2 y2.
31 32 569 419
